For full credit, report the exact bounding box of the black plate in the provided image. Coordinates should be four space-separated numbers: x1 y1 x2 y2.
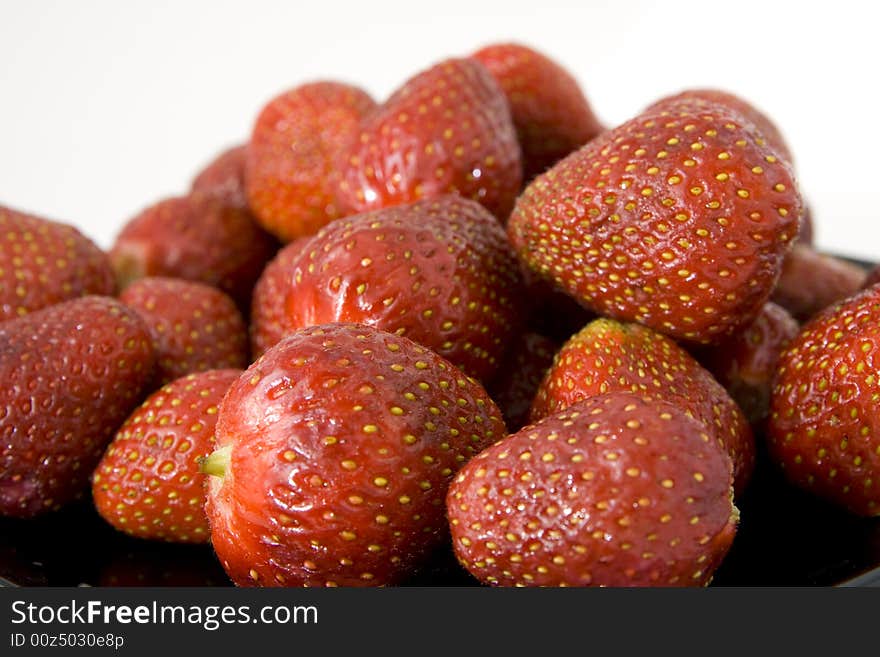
2 440 879 588
2 256 879 588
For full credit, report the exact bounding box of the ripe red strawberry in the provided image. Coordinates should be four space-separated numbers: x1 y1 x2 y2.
863 264 880 289
335 58 522 221
768 284 880 516
699 302 799 425
203 323 507 587
472 42 604 180
771 245 867 321
0 296 155 518
92 369 242 543
448 392 738 586
245 82 377 242
508 102 803 345
191 144 249 208
647 88 794 165
0 204 115 322
488 332 558 432
110 194 277 310
249 238 308 359
119 277 248 386
268 195 525 382
531 318 754 496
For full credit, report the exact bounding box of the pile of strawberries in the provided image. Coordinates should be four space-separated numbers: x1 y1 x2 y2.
2 43 877 588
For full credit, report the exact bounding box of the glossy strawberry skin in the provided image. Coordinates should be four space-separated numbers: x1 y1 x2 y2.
488 332 558 432
0 205 115 322
646 88 794 165
205 323 507 587
448 392 738 587
699 302 799 425
767 285 880 516
191 144 249 208
472 43 603 180
508 103 802 345
110 194 277 310
249 239 308 359
335 58 522 221
0 296 155 518
771 245 867 322
275 195 525 382
119 277 248 387
532 318 754 496
245 82 377 242
92 369 242 543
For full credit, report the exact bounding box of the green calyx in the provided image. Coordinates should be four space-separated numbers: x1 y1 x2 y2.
198 445 232 479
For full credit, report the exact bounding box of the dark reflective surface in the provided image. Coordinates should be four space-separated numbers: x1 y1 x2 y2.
2 443 879 587
712 444 880 586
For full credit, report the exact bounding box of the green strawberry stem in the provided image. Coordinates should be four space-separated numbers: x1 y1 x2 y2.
199 445 231 478
110 246 146 291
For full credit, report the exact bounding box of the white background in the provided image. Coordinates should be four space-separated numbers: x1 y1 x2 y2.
0 0 878 259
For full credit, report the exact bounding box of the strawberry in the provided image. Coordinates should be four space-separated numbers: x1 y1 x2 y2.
0 204 115 322
646 88 794 165
767 284 880 516
447 392 738 586
267 195 525 382
531 318 754 496
191 144 249 208
508 102 802 345
798 204 814 246
0 296 155 518
335 58 522 221
249 238 308 359
109 194 277 310
699 302 799 425
119 277 249 387
472 42 604 180
863 264 880 289
771 245 867 321
92 369 242 543
245 82 377 242
488 331 558 432
202 322 507 587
